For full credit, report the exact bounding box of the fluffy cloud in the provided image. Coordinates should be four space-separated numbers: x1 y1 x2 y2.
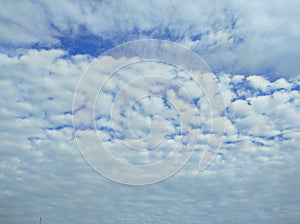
1 1 300 223
1 46 300 223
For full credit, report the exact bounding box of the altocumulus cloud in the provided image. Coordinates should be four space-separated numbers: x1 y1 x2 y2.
0 0 300 223
1 0 300 77
0 48 299 223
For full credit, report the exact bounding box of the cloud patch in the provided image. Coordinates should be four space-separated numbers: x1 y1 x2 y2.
1 0 299 77
1 46 300 223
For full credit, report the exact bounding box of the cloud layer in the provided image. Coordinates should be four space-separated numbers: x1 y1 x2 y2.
0 47 299 223
1 0 299 77
1 1 299 223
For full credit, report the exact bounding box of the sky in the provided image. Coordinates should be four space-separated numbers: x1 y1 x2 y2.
0 0 300 223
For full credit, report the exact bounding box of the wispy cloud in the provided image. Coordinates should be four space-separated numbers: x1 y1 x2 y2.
1 0 299 77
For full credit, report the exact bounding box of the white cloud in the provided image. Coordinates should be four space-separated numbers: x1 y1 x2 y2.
246 75 271 92
1 1 300 222
271 78 292 90
1 0 299 77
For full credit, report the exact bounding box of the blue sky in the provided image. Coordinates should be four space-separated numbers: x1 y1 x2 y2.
0 0 300 223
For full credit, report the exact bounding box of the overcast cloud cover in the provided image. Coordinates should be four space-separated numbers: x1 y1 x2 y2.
0 0 300 223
